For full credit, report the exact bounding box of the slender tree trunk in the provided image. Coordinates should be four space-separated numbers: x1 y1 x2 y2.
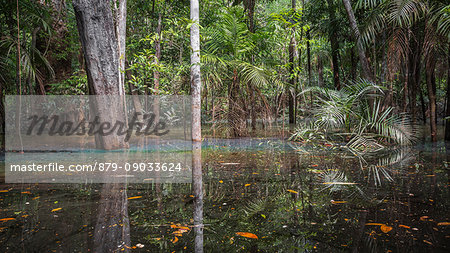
317 55 324 87
288 0 297 124
445 45 450 141
350 45 356 81
419 86 426 124
73 0 128 149
115 0 127 95
342 0 374 82
326 0 341 89
154 12 162 94
190 0 202 142
426 53 437 142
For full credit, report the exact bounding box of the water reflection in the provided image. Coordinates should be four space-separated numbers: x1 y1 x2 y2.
0 138 449 252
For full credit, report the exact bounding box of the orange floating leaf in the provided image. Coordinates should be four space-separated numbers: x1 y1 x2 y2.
127 196 142 200
0 218 15 222
331 200 347 204
287 190 298 194
420 216 429 221
365 223 384 226
171 237 179 243
380 224 393 233
423 240 433 245
0 190 9 193
244 184 251 187
437 222 450 226
236 232 258 239
399 225 410 229
51 208 62 212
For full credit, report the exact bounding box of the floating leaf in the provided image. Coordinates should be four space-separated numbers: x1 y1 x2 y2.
437 222 450 226
287 190 298 194
172 237 179 243
423 240 433 245
244 184 251 187
323 182 357 185
0 218 15 222
236 232 258 239
420 216 429 221
365 223 384 226
51 208 62 212
0 190 9 193
331 200 347 204
398 225 410 229
128 196 142 200
219 180 223 183
380 224 393 233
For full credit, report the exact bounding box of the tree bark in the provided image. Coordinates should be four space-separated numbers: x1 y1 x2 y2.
342 0 374 82
426 53 437 142
73 0 128 149
326 0 341 89
190 0 202 142
445 45 450 141
288 0 297 124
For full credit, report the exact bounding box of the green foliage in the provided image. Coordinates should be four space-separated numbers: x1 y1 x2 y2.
47 71 87 95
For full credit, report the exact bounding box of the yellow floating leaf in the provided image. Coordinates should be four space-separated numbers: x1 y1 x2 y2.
0 218 15 222
244 184 251 187
380 224 393 233
172 237 179 243
128 196 142 200
0 190 9 193
51 208 62 212
219 180 223 184
21 191 31 194
287 190 298 194
365 223 384 226
437 222 450 226
331 200 347 204
236 232 258 239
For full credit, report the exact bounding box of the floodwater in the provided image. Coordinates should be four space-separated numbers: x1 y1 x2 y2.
0 137 449 252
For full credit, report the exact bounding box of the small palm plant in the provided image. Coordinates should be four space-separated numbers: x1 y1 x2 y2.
291 79 415 153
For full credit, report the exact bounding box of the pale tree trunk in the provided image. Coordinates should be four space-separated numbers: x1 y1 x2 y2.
115 0 127 95
73 0 128 149
342 0 374 82
190 0 202 142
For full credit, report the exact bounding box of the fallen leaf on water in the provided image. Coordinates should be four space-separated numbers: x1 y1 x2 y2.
219 180 223 183
51 208 62 212
0 218 15 222
420 216 429 221
128 196 142 200
311 164 319 167
236 232 258 239
365 223 384 226
323 182 357 185
331 200 347 204
172 237 179 243
21 191 31 194
287 190 298 194
0 190 9 193
423 240 433 245
380 224 393 233
244 184 251 187
437 222 450 226
399 224 410 229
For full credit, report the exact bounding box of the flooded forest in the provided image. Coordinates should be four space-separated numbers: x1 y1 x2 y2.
0 0 449 252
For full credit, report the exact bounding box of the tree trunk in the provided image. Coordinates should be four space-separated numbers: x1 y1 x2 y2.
190 0 202 142
288 0 297 124
317 55 324 87
426 53 437 142
115 0 127 95
73 0 128 149
326 0 341 89
154 12 162 94
445 45 450 141
342 0 374 82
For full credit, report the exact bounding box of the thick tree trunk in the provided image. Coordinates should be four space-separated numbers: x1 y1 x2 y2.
326 0 341 89
73 0 128 149
190 0 202 142
342 0 374 82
